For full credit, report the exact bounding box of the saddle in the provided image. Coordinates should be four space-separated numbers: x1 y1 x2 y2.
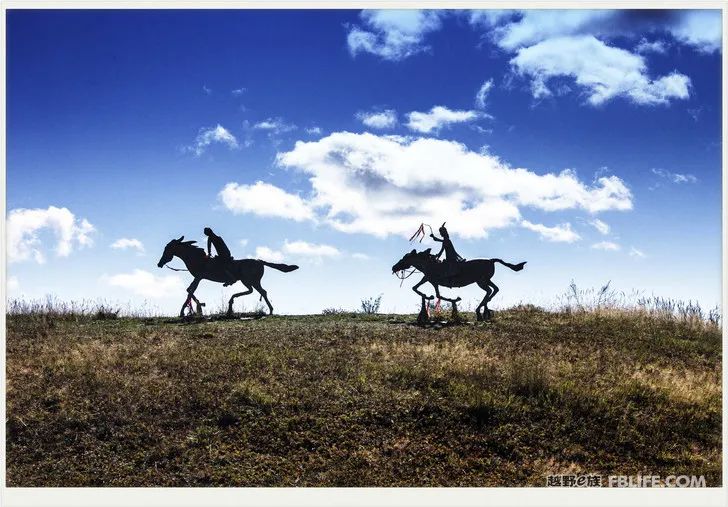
432 257 466 281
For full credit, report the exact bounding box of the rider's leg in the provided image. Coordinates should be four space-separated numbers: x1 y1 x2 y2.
221 257 238 286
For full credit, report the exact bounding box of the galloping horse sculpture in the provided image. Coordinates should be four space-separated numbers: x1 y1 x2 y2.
157 236 298 317
392 248 526 321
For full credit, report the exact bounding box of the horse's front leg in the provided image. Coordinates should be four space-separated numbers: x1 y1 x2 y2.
412 276 434 300
179 277 202 317
433 285 462 303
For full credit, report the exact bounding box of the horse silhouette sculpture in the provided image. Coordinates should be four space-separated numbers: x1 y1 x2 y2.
392 248 526 322
157 236 298 317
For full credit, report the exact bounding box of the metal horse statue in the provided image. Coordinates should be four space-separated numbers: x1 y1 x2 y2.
392 248 526 322
157 236 298 317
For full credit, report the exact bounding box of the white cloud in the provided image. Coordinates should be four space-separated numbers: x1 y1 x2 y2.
283 240 341 258
635 38 668 54
239 239 249 248
347 10 445 61
7 206 95 264
521 220 580 243
186 124 239 156
352 252 370 260
486 10 615 50
231 87 246 96
480 9 722 54
356 109 398 129
255 246 284 263
475 79 494 109
306 126 323 135
591 241 620 251
110 238 145 254
629 247 646 258
651 168 697 184
103 269 184 299
253 117 297 134
219 181 314 222
510 35 691 106
405 106 480 134
590 218 610 235
268 131 632 239
669 10 722 54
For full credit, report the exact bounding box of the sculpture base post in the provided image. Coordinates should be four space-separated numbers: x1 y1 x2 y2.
417 298 429 325
451 301 459 322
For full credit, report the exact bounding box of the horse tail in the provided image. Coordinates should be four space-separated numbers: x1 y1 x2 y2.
492 259 526 272
260 261 299 273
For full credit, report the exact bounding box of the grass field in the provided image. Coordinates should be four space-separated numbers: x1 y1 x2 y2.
5 305 722 487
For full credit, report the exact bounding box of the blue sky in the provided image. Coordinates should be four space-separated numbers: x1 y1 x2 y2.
5 9 723 315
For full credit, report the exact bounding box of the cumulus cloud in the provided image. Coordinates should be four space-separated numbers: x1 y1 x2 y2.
110 238 145 254
250 131 635 239
219 181 314 222
479 9 721 54
347 10 717 107
475 79 494 109
255 246 284 263
510 35 691 106
103 269 184 299
591 241 620 251
283 240 341 258
668 9 722 53
651 168 697 183
356 109 398 129
405 106 480 134
186 124 239 156
347 10 445 61
7 206 95 264
590 218 610 235
521 220 580 242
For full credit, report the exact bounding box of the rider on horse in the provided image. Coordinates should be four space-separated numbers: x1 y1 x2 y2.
430 222 465 277
204 227 237 286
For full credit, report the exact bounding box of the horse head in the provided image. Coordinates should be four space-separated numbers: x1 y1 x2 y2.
392 248 432 273
157 235 185 268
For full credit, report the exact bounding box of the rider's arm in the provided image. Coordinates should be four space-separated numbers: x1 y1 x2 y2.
430 234 443 242
207 237 212 257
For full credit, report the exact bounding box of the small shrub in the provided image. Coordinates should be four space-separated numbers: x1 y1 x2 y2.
360 294 382 314
322 307 347 315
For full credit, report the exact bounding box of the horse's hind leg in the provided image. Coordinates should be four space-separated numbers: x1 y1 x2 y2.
476 281 493 321
484 281 499 319
227 284 253 316
252 281 273 315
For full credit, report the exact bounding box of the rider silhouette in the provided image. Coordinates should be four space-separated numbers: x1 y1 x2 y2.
430 222 465 277
204 227 236 286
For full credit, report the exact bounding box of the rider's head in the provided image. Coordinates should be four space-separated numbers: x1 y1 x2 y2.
439 222 449 238
203 227 213 236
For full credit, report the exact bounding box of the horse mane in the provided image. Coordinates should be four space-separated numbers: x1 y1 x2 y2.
176 240 206 259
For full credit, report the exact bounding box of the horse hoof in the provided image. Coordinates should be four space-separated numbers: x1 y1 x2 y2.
455 297 462 302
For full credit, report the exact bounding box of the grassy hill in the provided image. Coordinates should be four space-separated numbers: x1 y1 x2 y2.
5 306 722 486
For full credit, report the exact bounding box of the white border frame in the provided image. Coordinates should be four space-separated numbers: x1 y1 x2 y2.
1 1 725 506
